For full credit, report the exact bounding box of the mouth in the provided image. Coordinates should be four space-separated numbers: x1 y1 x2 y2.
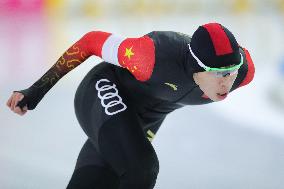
217 92 228 100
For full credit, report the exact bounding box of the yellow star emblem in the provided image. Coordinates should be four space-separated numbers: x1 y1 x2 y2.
124 46 134 60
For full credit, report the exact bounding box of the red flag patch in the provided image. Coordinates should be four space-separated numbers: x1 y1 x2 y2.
118 36 155 81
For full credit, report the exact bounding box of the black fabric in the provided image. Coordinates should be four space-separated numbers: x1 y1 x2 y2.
66 165 119 189
230 47 249 91
14 86 44 110
98 109 159 189
71 63 161 189
74 139 106 170
190 23 240 72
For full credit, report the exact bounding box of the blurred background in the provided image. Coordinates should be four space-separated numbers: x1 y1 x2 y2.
0 0 284 188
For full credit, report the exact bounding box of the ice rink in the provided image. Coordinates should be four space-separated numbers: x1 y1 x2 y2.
1 3 284 189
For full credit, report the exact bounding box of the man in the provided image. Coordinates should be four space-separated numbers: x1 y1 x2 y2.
6 23 255 189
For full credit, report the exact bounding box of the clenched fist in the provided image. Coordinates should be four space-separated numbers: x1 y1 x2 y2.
6 92 28 116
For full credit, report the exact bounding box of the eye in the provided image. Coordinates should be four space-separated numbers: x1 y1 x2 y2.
222 72 230 77
209 70 238 78
210 71 226 78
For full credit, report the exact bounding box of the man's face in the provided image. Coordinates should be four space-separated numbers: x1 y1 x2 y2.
193 71 238 101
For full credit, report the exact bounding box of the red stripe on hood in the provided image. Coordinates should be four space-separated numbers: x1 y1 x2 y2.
203 23 233 56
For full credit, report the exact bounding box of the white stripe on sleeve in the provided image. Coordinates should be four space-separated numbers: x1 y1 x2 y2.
102 34 126 67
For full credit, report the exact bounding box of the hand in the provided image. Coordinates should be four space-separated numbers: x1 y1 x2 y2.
6 92 28 116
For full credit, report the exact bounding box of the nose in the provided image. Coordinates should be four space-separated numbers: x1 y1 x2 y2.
219 76 231 87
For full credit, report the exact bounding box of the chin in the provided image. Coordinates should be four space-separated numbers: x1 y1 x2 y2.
211 98 220 102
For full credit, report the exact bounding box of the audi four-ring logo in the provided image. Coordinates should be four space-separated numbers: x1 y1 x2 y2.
95 79 127 115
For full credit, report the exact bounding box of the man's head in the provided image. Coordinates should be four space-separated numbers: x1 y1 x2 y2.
190 23 242 101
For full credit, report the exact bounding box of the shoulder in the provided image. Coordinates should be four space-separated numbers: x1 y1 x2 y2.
146 31 191 45
145 31 190 58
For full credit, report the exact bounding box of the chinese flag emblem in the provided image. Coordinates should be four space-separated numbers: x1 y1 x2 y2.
118 36 155 81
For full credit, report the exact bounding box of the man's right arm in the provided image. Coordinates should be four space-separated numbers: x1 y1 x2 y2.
15 31 156 110
15 31 112 110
